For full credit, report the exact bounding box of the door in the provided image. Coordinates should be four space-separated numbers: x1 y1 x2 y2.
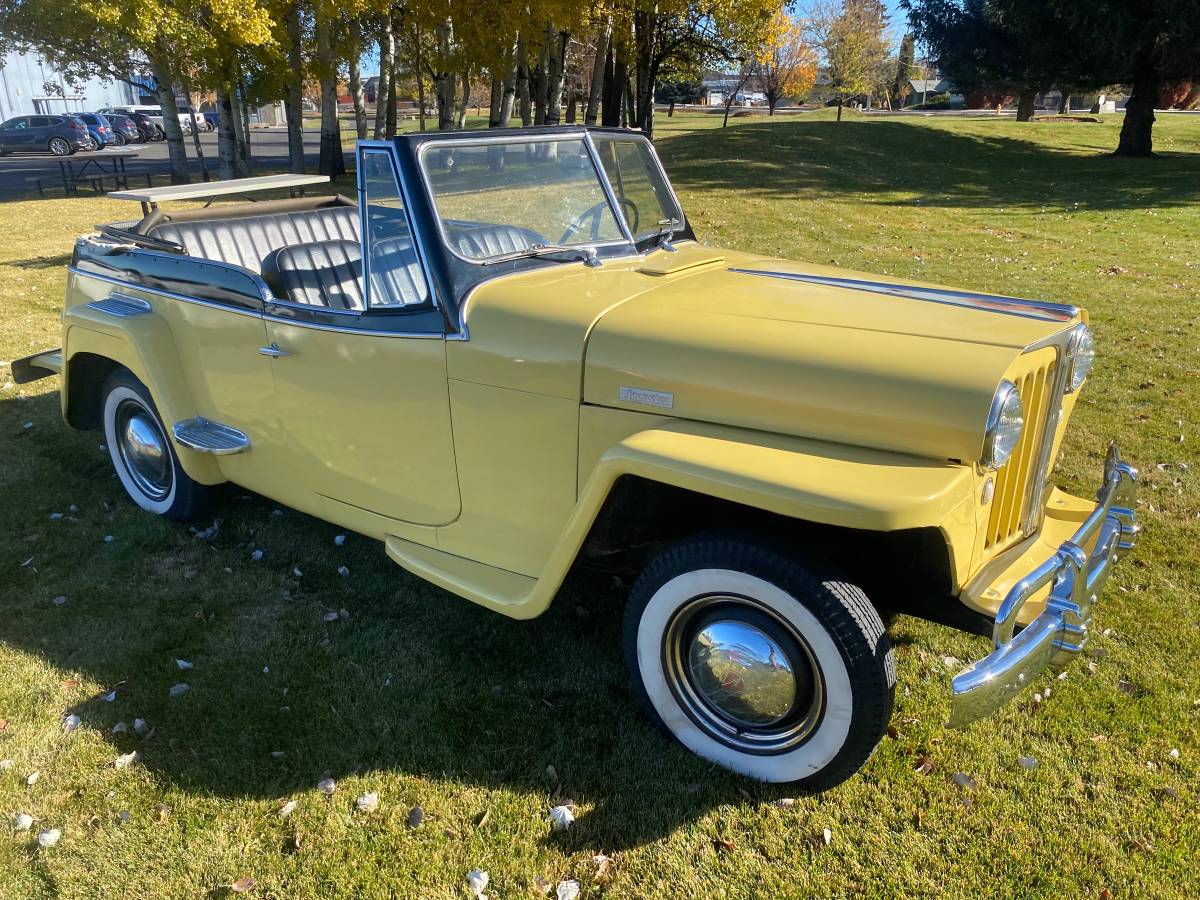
263 145 461 526
0 117 31 150
29 117 52 148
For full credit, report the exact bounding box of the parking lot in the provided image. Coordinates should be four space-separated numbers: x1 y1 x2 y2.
0 127 348 200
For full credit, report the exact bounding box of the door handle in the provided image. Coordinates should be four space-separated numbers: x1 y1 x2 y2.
259 343 291 358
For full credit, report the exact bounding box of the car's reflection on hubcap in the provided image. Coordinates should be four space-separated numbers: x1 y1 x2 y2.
117 401 171 500
688 620 797 727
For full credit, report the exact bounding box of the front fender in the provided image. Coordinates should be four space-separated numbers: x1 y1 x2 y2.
385 407 976 620
64 306 223 484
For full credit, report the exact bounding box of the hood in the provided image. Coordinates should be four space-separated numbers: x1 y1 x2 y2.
583 248 1078 462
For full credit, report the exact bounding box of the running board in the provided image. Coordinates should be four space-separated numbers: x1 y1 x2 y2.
171 417 250 455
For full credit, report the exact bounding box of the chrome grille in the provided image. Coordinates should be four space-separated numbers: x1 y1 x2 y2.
984 348 1059 553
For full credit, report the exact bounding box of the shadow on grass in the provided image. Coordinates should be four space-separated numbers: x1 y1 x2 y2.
5 252 74 270
657 117 1200 211
0 389 812 852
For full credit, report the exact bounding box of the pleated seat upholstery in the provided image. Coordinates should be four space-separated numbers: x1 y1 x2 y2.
149 206 361 275
261 237 427 310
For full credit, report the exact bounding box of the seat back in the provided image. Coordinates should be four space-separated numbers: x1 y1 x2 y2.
262 240 365 310
446 222 542 258
149 206 360 274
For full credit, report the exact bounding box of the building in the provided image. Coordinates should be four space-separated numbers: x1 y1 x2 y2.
0 50 136 122
700 73 767 107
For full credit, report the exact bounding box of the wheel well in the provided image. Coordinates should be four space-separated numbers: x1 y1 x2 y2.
65 353 124 429
579 475 954 604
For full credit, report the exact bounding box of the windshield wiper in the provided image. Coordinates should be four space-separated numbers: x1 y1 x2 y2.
654 217 682 252
481 244 601 267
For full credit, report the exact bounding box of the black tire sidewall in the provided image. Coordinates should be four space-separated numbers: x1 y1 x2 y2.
623 532 895 791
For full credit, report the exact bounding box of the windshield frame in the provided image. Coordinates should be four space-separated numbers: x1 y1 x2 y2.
416 130 649 266
589 132 688 245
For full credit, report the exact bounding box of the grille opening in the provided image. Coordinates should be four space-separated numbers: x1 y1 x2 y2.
984 351 1058 554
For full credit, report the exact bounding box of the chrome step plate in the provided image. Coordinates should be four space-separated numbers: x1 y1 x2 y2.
87 295 153 317
171 417 250 455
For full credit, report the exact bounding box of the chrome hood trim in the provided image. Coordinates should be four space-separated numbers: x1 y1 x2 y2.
729 268 1078 323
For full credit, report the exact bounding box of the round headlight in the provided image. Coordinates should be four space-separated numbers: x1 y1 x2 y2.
1067 325 1094 393
983 380 1024 469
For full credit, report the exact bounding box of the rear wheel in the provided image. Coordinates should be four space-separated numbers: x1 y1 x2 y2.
623 533 894 790
113 131 127 146
102 370 209 522
48 137 72 156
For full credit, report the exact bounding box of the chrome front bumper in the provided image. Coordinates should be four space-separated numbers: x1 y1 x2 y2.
950 445 1139 727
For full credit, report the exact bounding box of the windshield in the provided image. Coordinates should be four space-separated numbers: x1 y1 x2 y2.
590 135 685 241
420 136 631 261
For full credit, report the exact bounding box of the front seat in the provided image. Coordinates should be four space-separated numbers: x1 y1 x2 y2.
262 240 364 310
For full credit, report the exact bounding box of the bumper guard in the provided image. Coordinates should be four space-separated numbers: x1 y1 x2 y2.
950 445 1139 727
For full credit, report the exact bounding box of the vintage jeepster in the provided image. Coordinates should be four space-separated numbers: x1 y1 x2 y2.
13 126 1139 791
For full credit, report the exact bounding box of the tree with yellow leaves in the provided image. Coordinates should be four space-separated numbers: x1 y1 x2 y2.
758 8 817 115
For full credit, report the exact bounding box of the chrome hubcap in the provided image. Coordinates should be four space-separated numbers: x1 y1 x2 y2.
664 595 824 754
116 400 172 500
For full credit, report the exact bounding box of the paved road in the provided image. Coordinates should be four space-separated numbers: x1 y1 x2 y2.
0 127 351 201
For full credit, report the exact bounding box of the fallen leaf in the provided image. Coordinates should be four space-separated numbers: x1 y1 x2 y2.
155 803 171 823
356 791 379 813
251 550 264 561
476 809 491 828
952 772 976 791
101 691 117 703
549 805 575 832
112 722 128 734
336 566 350 577
271 751 285 760
334 535 346 546
533 876 552 894
26 771 39 786
713 836 736 852
278 800 298 818
230 876 257 893
113 751 141 769
0 719 7 732
60 678 80 692
546 764 558 783
14 813 33 831
322 611 339 622
822 827 832 846
1157 786 1178 800
133 719 150 736
593 853 614 881
556 880 581 900
37 828 61 848
1168 748 1180 760
0 760 13 771
62 714 81 732
406 805 423 829
1018 756 1038 770
52 596 67 606
1116 679 1141 696
914 754 935 775
775 797 796 808
175 659 193 670
466 869 489 898
317 778 336 796
169 683 190 698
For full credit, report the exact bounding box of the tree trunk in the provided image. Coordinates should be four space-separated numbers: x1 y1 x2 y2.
545 29 567 126
632 10 655 135
148 49 189 184
315 11 345 177
1016 89 1036 122
182 81 209 181
836 97 843 122
386 50 398 136
533 25 551 126
349 57 367 140
285 5 306 172
585 21 609 126
433 21 456 130
1058 90 1069 114
517 33 532 126
374 11 394 139
489 73 503 126
216 85 238 181
456 72 470 128
1116 70 1158 157
233 74 252 177
566 89 577 123
768 98 776 116
414 23 427 132
601 42 621 126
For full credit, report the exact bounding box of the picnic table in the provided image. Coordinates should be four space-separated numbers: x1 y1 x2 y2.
108 173 331 216
56 148 141 196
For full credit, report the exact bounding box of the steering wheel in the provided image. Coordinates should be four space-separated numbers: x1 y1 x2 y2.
560 197 640 244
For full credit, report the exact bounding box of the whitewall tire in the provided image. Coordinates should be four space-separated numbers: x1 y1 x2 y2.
623 534 895 790
102 370 209 522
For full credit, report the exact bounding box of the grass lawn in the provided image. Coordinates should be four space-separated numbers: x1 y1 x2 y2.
2 110 1199 898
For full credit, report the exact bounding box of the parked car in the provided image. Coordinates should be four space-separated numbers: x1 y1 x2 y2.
75 113 116 150
13 127 1139 791
0 114 90 156
98 106 165 140
127 111 162 142
101 112 142 145
176 104 213 132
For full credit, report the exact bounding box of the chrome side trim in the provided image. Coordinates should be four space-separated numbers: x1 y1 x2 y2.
729 268 1080 322
171 417 250 455
67 267 264 320
264 313 445 339
950 445 1138 727
87 293 153 317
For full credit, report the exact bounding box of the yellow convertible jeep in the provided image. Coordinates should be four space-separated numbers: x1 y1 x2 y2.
14 127 1139 791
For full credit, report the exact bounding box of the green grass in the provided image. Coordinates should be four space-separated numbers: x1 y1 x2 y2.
3 111 1199 898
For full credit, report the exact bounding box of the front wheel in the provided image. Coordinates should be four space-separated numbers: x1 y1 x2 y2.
48 137 72 156
623 533 894 791
102 370 209 522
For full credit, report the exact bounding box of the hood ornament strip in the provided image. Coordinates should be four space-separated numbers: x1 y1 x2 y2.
729 268 1078 323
